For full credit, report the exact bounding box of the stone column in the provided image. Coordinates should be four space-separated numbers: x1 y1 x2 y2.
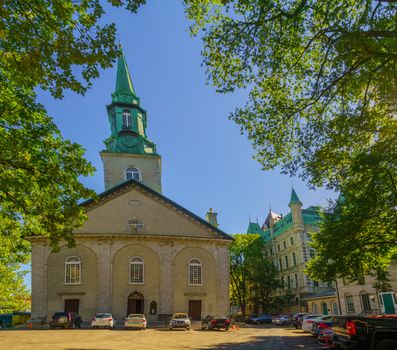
97 238 113 312
31 240 49 318
159 241 173 315
216 244 230 315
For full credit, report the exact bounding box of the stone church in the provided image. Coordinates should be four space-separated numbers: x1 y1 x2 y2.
30 52 232 323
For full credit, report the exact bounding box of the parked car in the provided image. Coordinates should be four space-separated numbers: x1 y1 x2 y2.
245 315 259 324
201 315 231 331
124 314 146 330
301 314 322 332
318 328 336 348
291 313 308 329
252 314 273 324
168 313 191 330
91 313 116 329
272 315 291 326
310 315 333 337
49 312 83 329
333 315 397 350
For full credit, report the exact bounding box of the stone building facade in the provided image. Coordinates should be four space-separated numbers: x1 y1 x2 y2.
247 189 334 313
30 52 232 323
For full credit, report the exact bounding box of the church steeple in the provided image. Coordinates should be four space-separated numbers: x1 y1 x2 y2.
100 50 162 193
115 51 135 96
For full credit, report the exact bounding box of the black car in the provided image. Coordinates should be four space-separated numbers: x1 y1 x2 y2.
49 312 83 329
201 315 231 330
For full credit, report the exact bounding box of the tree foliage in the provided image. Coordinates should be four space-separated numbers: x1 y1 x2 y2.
229 234 280 315
178 0 397 280
0 0 144 309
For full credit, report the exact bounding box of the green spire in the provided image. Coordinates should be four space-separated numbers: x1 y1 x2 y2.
115 51 135 95
247 222 264 235
289 187 302 205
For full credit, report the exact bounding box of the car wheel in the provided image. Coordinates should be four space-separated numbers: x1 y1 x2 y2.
168 327 173 331
225 326 229 331
186 327 190 331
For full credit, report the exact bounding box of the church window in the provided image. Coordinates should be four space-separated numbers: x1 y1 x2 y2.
65 256 81 284
188 259 202 285
129 257 144 284
122 109 132 128
150 301 157 315
125 167 141 181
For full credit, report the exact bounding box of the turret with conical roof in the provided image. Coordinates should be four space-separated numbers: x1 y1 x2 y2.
100 49 162 193
289 187 303 226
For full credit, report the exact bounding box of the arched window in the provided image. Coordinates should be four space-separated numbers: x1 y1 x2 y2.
332 302 339 315
345 293 355 314
125 167 141 181
150 301 157 315
360 291 371 311
188 259 202 285
122 109 132 128
65 256 81 284
129 257 144 284
312 303 318 314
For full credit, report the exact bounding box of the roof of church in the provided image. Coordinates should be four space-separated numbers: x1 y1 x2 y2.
81 179 233 241
115 50 135 96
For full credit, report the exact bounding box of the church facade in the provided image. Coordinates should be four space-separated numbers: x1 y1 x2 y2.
30 52 232 322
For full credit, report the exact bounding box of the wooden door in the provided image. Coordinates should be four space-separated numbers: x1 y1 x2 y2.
188 300 202 321
64 299 79 313
127 298 144 315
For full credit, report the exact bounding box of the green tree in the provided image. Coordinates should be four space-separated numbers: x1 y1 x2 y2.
180 0 397 280
0 0 142 310
230 234 279 315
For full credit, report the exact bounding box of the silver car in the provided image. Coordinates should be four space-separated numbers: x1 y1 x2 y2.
169 313 191 330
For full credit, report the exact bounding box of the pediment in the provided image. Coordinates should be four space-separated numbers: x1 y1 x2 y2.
74 180 231 241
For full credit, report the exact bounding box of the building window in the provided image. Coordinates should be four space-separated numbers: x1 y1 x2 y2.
65 256 81 284
332 302 338 315
279 258 283 271
150 301 157 315
290 237 294 245
125 167 141 181
188 259 202 285
277 244 281 252
345 293 355 313
292 252 297 266
129 257 144 284
264 251 268 258
360 291 371 311
122 109 132 128
285 255 289 269
283 241 287 249
295 273 298 288
312 303 318 314
314 280 319 287
287 275 291 289
309 250 315 259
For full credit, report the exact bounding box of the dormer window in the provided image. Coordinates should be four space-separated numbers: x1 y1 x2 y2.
122 109 132 128
125 167 141 181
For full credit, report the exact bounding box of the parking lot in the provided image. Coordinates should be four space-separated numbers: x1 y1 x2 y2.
0 324 322 350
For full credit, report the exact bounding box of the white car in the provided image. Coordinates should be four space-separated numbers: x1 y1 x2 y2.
91 313 116 329
272 315 291 326
124 314 147 330
301 314 322 332
169 313 191 330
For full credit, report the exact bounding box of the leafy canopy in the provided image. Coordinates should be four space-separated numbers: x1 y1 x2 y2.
181 0 397 280
0 0 145 309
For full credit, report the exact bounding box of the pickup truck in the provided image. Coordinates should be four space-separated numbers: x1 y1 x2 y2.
332 315 397 350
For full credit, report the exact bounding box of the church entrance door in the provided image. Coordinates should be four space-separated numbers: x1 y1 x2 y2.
188 300 202 321
64 299 79 314
127 292 144 315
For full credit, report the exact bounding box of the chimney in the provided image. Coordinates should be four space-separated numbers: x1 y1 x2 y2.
205 208 219 227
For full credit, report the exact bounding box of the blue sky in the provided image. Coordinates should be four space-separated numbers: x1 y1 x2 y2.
25 1 334 288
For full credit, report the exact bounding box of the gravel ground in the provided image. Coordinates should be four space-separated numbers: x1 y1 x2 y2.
0 324 322 350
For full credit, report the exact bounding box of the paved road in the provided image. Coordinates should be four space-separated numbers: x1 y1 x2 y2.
0 324 322 350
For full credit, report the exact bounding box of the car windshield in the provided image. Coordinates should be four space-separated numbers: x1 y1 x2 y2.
127 314 144 319
95 313 112 318
173 314 188 319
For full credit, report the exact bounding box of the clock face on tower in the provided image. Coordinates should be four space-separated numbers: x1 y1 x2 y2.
120 135 138 148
